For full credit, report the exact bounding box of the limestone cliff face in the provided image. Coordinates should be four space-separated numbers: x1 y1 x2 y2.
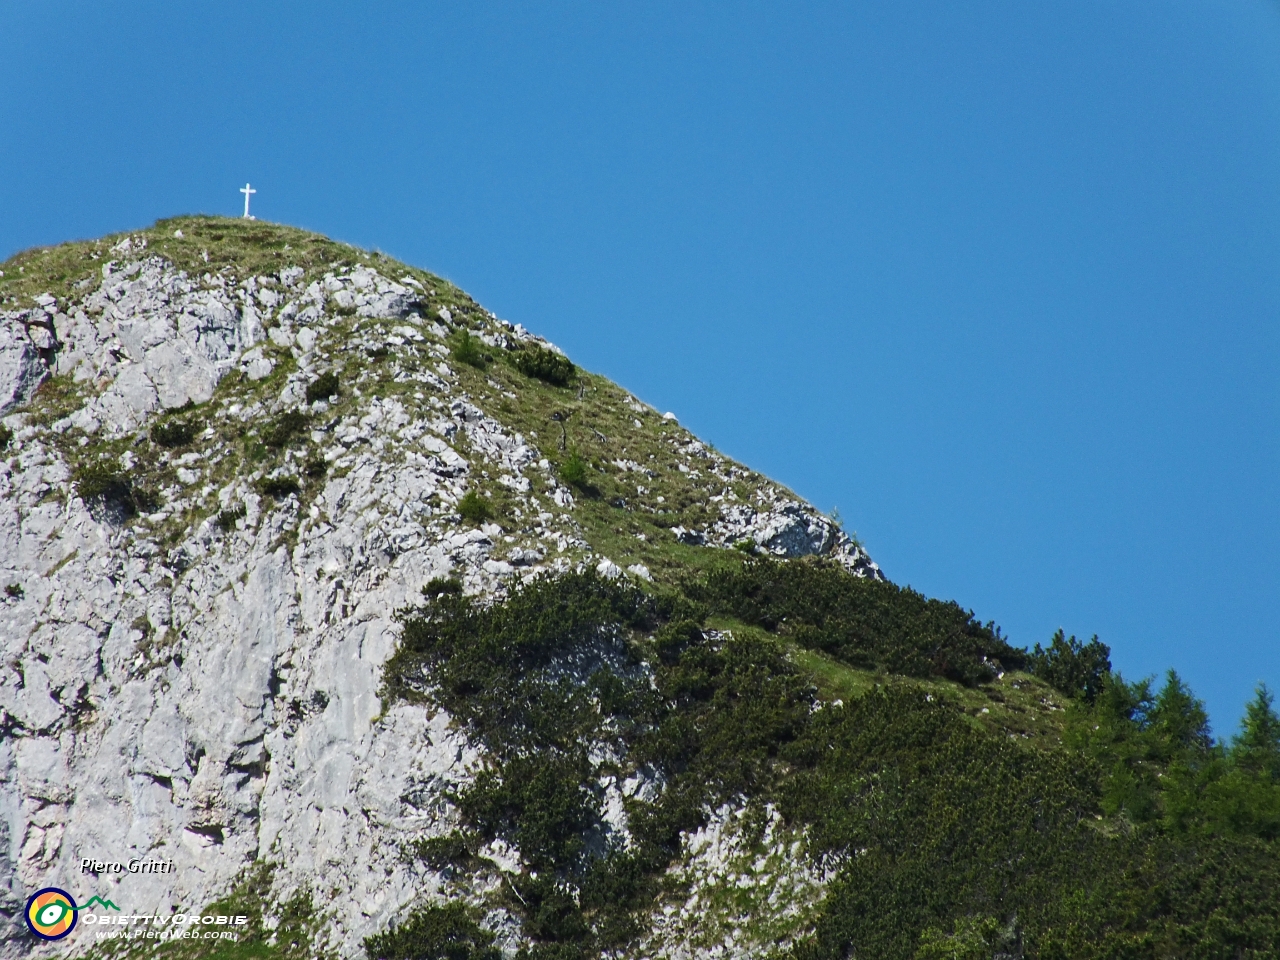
0 222 878 957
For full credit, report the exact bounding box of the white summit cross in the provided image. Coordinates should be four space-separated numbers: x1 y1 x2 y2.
240 183 257 219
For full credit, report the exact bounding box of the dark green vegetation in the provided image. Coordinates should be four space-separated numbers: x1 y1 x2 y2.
215 504 247 530
378 558 1280 960
151 417 201 448
449 330 491 369
690 558 1025 685
73 460 157 520
303 455 327 479
365 904 500 960
304 370 340 404
257 476 301 500
510 343 576 387
456 490 494 525
263 410 309 449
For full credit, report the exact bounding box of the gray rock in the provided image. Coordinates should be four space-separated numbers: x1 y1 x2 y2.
0 318 47 413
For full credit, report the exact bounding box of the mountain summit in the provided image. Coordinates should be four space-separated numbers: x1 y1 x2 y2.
1 218 1276 959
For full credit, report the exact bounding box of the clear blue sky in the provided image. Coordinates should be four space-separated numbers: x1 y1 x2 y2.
3 2 1278 734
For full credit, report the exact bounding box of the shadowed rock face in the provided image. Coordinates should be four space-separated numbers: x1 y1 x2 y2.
0 229 879 958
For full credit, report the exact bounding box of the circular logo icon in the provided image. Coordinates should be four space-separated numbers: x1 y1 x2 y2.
26 888 77 940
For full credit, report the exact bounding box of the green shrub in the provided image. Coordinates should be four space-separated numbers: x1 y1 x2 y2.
449 330 489 369
461 752 599 872
915 918 1007 960
457 490 493 525
0 424 13 451
1029 629 1112 703
558 453 588 490
412 832 475 871
305 370 340 404
258 476 301 499
151 418 201 448
423 576 463 598
4 583 23 599
263 410 309 448
73 462 152 520
511 344 575 387
689 556 1024 686
215 504 246 530
364 903 499 960
304 455 327 478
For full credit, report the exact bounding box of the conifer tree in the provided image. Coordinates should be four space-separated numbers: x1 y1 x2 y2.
1148 670 1213 759
1232 684 1280 781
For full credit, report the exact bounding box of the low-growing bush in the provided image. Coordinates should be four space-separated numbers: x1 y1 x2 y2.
151 418 201 448
263 410 309 448
558 452 589 490
449 330 489 369
411 832 475 871
511 343 575 387
364 903 499 960
305 371 340 404
0 424 13 451
457 490 493 525
304 455 327 479
215 504 246 530
257 476 301 499
689 556 1025 685
74 462 153 521
423 576 463 598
